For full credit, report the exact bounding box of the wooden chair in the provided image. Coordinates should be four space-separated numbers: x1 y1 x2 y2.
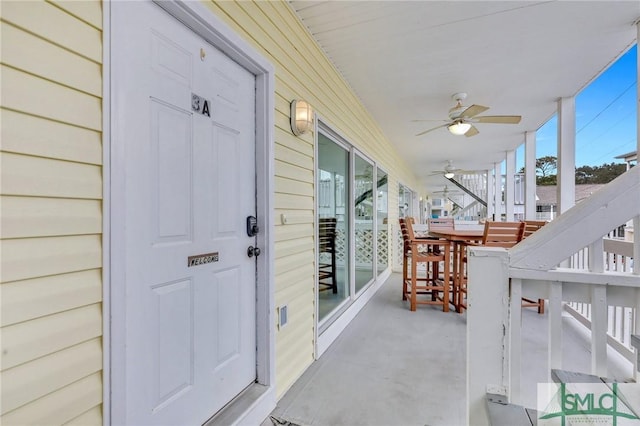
458 221 525 311
522 220 548 239
399 217 428 298
520 220 548 313
427 216 455 284
480 221 525 247
399 217 413 295
401 218 450 312
318 217 338 293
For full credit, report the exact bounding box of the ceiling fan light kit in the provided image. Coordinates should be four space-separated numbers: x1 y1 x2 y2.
447 121 471 136
444 171 456 179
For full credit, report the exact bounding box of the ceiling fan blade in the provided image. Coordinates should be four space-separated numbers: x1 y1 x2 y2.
415 123 449 136
464 125 480 137
474 115 522 124
460 104 489 118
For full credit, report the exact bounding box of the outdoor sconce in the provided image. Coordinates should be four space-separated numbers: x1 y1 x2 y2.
290 100 314 136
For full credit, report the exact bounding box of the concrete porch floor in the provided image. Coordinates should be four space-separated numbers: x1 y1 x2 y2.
264 273 633 426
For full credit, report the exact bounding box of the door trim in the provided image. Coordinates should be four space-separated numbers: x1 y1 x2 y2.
105 1 276 424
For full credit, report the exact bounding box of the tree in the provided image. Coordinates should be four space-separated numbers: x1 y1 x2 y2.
536 156 557 178
521 157 626 186
575 162 627 184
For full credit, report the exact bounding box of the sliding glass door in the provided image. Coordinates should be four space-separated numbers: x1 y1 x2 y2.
317 132 350 323
317 123 389 329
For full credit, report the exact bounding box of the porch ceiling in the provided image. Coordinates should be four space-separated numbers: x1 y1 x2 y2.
289 1 639 192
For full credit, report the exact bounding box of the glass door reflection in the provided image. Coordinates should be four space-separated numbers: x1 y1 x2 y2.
376 168 388 275
354 154 374 293
317 133 350 322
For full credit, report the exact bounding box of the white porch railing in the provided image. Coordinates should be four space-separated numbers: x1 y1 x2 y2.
565 231 636 363
466 166 640 425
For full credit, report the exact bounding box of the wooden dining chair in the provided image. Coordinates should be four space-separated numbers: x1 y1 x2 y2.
399 217 431 298
402 218 450 312
520 220 548 313
522 220 548 239
318 217 338 293
399 217 413 296
458 221 525 311
427 217 454 285
480 221 525 247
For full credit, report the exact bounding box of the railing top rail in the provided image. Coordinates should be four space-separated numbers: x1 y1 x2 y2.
509 266 640 288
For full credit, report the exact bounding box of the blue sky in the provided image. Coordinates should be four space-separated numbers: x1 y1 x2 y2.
516 44 637 170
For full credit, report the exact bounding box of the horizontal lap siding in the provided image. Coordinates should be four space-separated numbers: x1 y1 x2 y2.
0 1 103 424
207 0 422 399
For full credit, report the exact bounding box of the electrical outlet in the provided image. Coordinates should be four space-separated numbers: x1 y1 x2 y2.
278 305 288 329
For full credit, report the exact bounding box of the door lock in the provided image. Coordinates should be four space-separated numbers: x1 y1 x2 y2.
246 216 259 237
247 246 261 258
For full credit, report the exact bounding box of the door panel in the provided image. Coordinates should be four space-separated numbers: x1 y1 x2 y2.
150 100 193 243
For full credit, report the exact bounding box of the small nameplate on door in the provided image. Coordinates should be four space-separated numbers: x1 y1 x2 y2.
191 93 211 117
187 252 218 267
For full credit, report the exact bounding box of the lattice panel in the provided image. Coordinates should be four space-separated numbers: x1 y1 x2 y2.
331 228 389 269
355 229 374 265
377 230 389 267
336 229 346 265
395 227 404 270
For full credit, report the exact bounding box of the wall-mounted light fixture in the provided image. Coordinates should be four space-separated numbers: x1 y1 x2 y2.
290 100 314 136
447 121 471 136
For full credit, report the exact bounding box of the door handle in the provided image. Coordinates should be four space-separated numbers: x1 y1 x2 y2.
247 246 261 258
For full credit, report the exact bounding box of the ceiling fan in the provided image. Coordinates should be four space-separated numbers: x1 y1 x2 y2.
432 185 461 198
428 160 463 178
414 92 522 137
428 160 482 178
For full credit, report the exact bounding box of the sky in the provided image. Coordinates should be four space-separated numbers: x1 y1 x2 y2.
516 44 637 171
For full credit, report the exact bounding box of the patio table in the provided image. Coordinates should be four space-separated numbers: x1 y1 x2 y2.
428 228 484 313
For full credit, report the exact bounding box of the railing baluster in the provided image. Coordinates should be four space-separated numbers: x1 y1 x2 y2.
632 216 639 379
615 306 623 341
634 216 639 275
589 239 608 377
549 281 563 377
607 306 614 336
509 278 522 404
591 285 608 377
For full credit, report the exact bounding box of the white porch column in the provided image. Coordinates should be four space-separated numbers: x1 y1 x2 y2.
525 131 537 220
494 162 502 221
487 168 495 220
505 150 516 221
467 247 510 425
633 20 640 380
557 96 576 214
635 21 640 276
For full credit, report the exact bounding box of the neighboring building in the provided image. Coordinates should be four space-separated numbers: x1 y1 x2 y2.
535 184 605 220
615 150 638 170
0 1 423 425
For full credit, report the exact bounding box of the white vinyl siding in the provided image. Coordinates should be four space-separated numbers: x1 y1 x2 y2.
206 0 422 398
0 1 103 424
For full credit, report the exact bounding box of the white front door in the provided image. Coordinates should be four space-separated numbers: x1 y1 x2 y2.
113 2 257 424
